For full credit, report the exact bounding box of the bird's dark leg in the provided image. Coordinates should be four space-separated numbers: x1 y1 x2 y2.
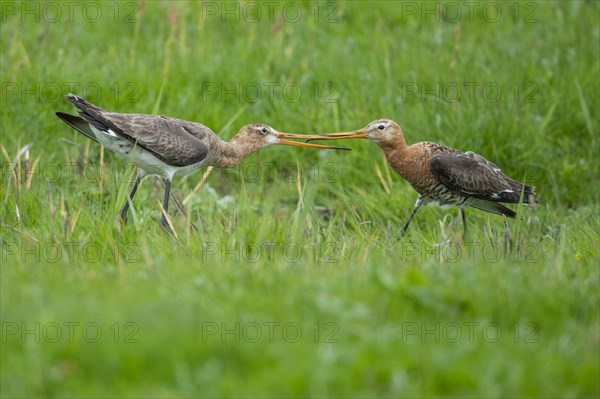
461 208 468 236
160 178 172 230
169 193 199 232
119 170 144 223
400 197 423 238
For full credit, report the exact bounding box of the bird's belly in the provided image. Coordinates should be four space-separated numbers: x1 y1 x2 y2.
172 162 205 177
421 185 471 207
132 150 172 175
129 150 204 178
399 171 469 207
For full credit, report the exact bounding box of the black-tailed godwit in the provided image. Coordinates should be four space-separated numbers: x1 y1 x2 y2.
310 119 537 236
56 94 348 229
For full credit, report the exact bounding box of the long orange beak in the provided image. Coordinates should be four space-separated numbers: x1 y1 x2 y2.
302 129 369 143
275 132 352 150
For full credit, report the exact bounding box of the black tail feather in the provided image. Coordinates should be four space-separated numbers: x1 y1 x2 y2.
497 180 537 204
470 199 517 218
55 112 98 143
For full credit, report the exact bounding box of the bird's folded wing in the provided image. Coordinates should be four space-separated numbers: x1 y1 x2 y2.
429 153 516 202
90 112 211 167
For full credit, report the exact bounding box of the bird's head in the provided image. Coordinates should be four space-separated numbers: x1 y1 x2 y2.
305 119 405 149
233 124 351 151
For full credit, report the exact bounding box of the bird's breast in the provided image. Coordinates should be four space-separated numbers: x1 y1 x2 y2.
385 146 436 195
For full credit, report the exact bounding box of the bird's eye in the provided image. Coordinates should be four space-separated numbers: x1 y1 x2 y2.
261 128 268 134
378 125 385 130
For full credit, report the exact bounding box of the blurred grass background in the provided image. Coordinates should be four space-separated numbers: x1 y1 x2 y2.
1 0 599 397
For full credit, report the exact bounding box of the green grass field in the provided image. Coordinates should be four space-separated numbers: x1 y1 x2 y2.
1 1 599 397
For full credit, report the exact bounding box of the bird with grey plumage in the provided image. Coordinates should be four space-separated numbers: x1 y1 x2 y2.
56 94 349 231
308 119 537 237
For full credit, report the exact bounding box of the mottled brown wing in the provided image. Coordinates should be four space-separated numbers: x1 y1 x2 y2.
100 113 212 167
430 153 520 203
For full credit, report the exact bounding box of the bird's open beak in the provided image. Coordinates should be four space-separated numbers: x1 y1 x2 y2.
275 132 351 150
304 129 369 143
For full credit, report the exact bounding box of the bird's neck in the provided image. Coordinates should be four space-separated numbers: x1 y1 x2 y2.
378 133 408 153
379 135 411 172
214 138 256 168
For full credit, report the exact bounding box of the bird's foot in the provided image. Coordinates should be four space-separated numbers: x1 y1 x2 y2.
396 228 409 241
160 217 175 237
119 211 129 224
